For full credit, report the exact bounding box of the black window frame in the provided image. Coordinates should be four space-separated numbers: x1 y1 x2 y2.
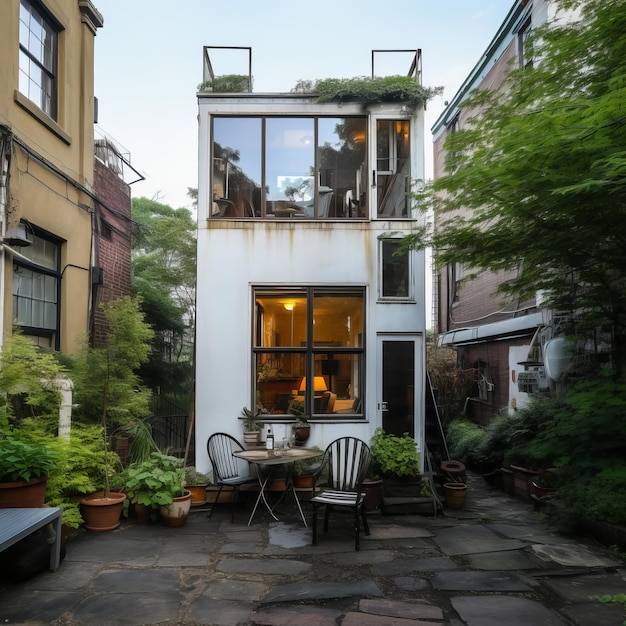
12 224 62 350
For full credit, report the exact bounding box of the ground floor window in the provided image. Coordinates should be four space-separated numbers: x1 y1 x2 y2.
253 287 364 418
12 226 61 349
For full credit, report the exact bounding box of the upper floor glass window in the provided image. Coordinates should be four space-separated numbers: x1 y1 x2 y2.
19 0 59 120
12 227 61 349
212 116 367 220
253 287 364 418
376 120 410 218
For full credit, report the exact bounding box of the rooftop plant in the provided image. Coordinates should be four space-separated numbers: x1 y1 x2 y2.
198 74 252 93
292 76 443 108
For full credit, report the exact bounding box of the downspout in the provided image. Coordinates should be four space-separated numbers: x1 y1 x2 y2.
0 127 13 351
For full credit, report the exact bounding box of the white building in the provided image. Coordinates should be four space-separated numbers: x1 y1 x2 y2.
195 48 430 473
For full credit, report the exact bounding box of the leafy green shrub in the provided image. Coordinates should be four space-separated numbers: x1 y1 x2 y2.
123 452 185 509
0 435 58 482
370 428 420 478
446 419 485 469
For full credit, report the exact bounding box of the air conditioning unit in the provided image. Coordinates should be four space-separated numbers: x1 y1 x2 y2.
517 369 550 394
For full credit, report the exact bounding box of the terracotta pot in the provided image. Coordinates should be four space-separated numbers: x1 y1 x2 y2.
293 426 310 446
160 491 192 527
363 478 383 513
81 491 127 531
293 475 314 489
243 431 260 447
0 474 48 508
443 482 467 509
134 502 152 523
510 465 540 499
187 484 209 506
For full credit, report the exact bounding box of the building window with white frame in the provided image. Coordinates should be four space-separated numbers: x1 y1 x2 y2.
12 228 61 349
19 0 59 120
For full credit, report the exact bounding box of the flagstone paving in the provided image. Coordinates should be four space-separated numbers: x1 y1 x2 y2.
0 471 624 625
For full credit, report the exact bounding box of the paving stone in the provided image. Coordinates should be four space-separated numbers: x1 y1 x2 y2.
542 570 626 602
202 577 267 601
64 536 160 566
250 605 343 625
561 602 626 626
370 555 458 576
359 598 443 620
262 579 383 603
156 544 211 566
0 590 82 623
188 596 253 626
532 544 622 568
393 576 429 591
224 528 264 542
465 549 542 571
90 568 180 593
432 571 531 591
74 592 181 625
268 522 311 548
323 548 396 566
19 560 101 590
368 524 434 540
434 524 526 556
217 556 311 576
451 595 567 625
343 612 440 626
486 522 554 539
219 541 265 554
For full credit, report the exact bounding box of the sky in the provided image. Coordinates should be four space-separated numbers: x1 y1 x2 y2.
93 0 514 211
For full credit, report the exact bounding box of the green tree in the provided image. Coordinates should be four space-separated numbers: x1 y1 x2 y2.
72 296 154 428
131 196 196 400
407 0 626 375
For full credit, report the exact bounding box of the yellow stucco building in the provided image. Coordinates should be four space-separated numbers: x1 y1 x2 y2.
0 0 103 353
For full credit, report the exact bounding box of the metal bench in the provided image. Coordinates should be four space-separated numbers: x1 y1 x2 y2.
0 508 63 571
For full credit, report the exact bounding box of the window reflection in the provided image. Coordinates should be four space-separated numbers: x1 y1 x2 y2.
213 117 262 217
211 116 367 219
381 240 410 298
253 288 364 417
376 120 410 218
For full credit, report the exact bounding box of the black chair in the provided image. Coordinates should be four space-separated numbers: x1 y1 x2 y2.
311 437 371 551
207 433 256 521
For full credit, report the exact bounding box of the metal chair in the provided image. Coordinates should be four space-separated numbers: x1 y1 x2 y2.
207 432 256 521
311 437 371 551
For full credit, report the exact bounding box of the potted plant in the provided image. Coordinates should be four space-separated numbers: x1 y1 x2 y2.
124 452 191 527
72 297 154 530
184 466 211 506
240 406 261 447
0 435 58 508
290 404 310 446
370 428 435 514
292 446 322 489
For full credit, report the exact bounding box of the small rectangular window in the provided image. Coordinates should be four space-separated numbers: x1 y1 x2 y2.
19 0 59 120
380 239 411 300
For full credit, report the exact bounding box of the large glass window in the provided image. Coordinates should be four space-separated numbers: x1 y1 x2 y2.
376 120 410 218
19 0 58 120
212 116 366 220
253 288 364 418
12 227 61 348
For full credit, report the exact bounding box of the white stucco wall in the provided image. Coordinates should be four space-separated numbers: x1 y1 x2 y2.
195 94 428 474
